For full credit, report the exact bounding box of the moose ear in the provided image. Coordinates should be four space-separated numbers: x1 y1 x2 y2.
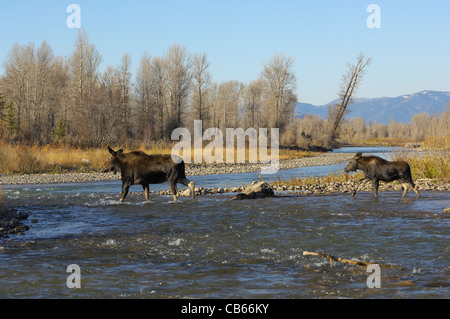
117 149 124 155
108 146 117 156
355 152 362 159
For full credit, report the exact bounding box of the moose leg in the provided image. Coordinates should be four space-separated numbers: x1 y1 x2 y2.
169 182 178 202
401 183 409 198
142 184 149 201
373 180 380 198
412 186 421 197
120 183 131 203
352 177 369 197
409 179 421 197
401 176 421 198
180 178 195 200
404 182 421 198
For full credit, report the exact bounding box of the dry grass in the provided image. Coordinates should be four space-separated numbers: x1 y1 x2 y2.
356 137 415 146
271 171 365 188
0 142 110 174
390 136 449 181
0 141 315 174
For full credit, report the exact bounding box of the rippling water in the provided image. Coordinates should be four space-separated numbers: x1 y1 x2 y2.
1 179 449 298
1 147 449 298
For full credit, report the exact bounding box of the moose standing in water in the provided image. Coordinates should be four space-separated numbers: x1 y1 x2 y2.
103 147 195 202
344 152 421 198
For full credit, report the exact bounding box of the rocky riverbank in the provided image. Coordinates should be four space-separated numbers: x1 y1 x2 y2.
164 178 450 197
0 152 352 185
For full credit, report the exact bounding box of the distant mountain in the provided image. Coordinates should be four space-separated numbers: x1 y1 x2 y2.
295 90 450 124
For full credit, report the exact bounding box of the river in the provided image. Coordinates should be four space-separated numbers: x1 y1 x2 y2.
0 147 448 299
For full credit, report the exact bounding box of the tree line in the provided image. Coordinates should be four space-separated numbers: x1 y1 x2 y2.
0 29 297 147
1 29 446 149
283 110 449 148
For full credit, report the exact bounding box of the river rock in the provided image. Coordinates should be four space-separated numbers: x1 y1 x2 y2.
0 208 30 238
444 206 450 214
232 181 274 200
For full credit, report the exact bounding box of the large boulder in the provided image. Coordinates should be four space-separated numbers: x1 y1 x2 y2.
232 181 274 200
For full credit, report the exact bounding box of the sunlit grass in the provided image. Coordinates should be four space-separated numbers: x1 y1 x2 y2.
0 142 110 174
390 136 449 181
270 171 365 188
0 141 315 174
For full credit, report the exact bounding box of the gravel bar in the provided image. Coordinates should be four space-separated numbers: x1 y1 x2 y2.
0 153 353 186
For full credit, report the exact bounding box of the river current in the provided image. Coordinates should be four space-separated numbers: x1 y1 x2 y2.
0 147 449 298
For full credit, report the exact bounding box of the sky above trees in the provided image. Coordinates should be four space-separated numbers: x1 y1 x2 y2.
0 0 449 105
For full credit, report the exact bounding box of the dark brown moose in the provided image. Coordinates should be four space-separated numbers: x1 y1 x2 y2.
103 147 195 202
344 152 421 198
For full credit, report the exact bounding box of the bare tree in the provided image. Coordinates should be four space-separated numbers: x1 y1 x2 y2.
68 28 103 145
163 44 193 135
3 43 35 136
326 53 371 148
99 65 123 144
191 53 211 128
216 80 244 131
117 53 132 139
151 56 167 139
2 41 62 143
206 81 219 128
242 79 263 129
134 52 151 139
261 54 297 131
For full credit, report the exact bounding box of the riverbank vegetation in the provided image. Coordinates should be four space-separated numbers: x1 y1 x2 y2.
281 109 449 148
0 140 316 175
0 29 448 179
273 135 449 188
0 29 298 148
390 136 449 181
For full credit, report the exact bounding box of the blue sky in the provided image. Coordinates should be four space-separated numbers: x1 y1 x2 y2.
0 0 449 105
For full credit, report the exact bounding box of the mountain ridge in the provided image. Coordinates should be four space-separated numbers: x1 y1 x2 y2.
295 90 450 124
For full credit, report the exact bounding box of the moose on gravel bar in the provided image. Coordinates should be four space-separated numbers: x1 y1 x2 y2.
103 146 195 202
344 152 421 198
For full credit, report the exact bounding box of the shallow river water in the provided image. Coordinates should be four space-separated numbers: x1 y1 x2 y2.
0 147 449 299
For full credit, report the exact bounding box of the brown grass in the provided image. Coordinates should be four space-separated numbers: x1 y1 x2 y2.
271 171 365 188
0 141 315 174
0 141 110 174
355 137 415 146
390 136 449 181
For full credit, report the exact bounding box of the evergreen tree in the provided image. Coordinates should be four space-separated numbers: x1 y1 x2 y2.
54 118 66 139
5 99 17 135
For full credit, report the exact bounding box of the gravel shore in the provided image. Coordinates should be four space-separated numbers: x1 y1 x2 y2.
0 152 352 185
165 178 450 198
0 151 448 197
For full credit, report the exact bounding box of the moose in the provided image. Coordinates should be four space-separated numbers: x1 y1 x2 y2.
344 152 421 198
103 146 195 202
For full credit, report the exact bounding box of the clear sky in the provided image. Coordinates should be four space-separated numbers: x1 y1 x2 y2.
0 0 448 105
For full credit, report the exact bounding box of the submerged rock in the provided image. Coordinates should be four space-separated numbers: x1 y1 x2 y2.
0 208 30 238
